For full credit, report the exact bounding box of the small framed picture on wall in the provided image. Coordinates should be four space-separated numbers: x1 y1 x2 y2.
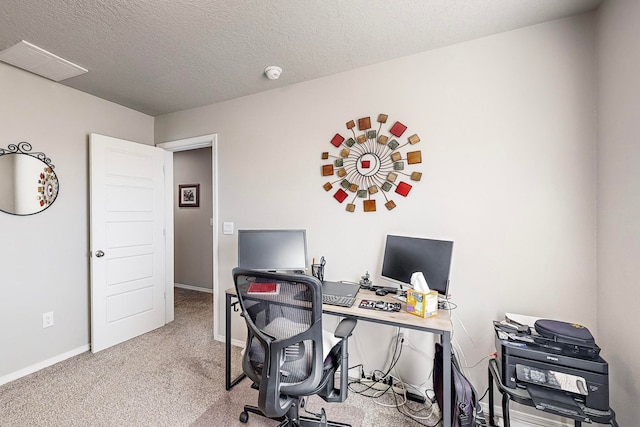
178 184 200 207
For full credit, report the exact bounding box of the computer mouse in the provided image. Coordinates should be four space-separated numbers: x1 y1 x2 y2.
375 301 386 310
375 289 388 296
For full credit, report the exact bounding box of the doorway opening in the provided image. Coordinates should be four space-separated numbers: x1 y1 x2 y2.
157 134 219 335
173 147 213 295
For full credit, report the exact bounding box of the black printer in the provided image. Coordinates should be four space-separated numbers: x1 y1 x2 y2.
494 319 610 421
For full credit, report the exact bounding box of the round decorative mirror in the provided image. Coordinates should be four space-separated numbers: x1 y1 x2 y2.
0 142 59 216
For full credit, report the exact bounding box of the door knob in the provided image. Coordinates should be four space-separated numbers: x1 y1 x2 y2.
95 250 105 258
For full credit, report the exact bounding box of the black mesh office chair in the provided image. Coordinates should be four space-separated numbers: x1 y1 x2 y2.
233 268 357 427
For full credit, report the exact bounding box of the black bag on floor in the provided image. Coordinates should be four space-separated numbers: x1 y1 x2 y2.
434 343 486 427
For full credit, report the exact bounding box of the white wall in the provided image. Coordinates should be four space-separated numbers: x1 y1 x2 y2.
156 13 598 398
0 62 154 380
597 1 640 425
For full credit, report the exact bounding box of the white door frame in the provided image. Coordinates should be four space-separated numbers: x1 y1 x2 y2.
156 134 219 336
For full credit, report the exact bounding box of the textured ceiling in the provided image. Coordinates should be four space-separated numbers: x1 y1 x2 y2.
0 0 602 116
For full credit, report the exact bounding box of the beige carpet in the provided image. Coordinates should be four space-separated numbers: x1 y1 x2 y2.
0 288 440 426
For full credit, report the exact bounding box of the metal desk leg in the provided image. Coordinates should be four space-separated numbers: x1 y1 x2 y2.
502 392 510 427
488 363 497 426
442 331 452 427
225 292 246 390
225 292 232 390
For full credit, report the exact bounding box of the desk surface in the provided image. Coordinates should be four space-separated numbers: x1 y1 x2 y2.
225 287 452 334
225 285 454 427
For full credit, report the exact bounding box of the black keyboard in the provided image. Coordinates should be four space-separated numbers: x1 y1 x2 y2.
322 294 355 307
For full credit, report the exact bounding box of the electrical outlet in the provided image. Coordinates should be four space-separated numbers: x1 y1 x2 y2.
42 312 54 328
398 332 406 344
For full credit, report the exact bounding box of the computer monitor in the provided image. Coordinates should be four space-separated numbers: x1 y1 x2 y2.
237 229 309 273
380 235 454 297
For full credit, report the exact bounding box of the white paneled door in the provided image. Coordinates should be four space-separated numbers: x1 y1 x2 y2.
89 133 166 353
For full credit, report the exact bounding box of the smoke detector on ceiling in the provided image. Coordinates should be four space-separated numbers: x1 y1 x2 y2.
264 65 282 80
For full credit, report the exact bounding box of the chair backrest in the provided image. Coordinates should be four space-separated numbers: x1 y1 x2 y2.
233 267 325 418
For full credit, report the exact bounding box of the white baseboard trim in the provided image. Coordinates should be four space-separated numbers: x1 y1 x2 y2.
175 283 213 294
231 337 245 348
480 402 573 427
0 344 89 386
215 333 245 348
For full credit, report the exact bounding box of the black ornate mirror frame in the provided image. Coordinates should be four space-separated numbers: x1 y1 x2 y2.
0 142 60 216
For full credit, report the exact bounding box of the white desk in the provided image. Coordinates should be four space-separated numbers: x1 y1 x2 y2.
225 288 454 427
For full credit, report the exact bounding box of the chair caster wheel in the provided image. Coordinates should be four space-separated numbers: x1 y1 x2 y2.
239 411 249 423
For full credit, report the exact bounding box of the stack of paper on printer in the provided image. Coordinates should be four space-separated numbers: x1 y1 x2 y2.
495 312 541 335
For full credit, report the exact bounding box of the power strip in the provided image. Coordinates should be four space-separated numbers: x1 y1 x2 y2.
348 376 429 405
357 378 405 395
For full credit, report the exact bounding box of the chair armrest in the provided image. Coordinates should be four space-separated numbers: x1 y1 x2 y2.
316 318 357 403
334 318 357 339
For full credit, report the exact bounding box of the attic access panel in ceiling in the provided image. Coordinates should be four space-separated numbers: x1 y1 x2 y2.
0 40 88 82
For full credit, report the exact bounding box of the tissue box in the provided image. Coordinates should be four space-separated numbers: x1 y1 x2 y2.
406 289 438 318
